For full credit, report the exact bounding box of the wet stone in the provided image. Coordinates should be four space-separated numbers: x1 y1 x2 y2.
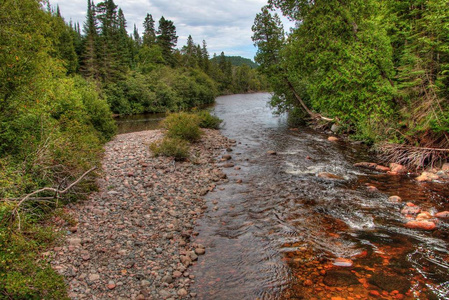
323 270 358 286
368 273 410 293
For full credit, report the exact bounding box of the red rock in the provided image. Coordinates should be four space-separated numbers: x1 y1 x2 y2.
354 162 378 169
389 163 408 174
333 258 353 267
416 171 439 182
328 136 339 142
375 165 391 172
435 211 449 219
401 206 421 215
406 202 416 207
304 279 313 286
387 171 399 176
267 150 277 155
367 185 378 192
388 195 402 202
318 172 344 180
416 212 432 220
405 220 436 230
107 283 116 290
369 290 381 297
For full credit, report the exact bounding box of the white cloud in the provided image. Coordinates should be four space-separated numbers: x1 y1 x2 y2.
52 0 292 59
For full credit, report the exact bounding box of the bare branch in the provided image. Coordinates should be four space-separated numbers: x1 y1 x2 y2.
9 167 97 231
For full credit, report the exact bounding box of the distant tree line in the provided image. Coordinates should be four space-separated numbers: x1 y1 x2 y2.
59 0 269 115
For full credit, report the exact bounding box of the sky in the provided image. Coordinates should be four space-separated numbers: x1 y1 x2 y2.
52 0 294 60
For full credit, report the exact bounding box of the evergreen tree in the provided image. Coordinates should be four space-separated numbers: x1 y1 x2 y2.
143 13 156 47
80 0 99 79
181 35 197 68
201 40 210 73
156 16 178 66
96 0 126 82
133 24 141 46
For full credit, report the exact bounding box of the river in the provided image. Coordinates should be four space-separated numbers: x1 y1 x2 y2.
117 93 449 300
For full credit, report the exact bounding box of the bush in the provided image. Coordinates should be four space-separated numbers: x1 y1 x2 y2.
150 137 190 160
196 110 223 129
162 112 202 142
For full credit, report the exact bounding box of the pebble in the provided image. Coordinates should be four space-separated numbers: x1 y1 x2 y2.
333 258 353 267
195 248 206 255
50 129 234 299
388 195 402 203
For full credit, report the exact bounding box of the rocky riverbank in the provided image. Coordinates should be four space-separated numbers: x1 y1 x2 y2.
51 129 234 299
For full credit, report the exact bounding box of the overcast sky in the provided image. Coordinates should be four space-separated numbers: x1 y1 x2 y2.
52 0 293 60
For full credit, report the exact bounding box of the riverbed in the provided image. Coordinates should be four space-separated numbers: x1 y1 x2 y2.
117 93 449 299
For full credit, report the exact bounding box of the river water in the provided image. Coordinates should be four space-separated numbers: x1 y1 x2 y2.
117 93 449 300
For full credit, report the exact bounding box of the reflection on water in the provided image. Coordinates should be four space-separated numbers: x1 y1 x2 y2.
115 112 165 134
189 93 449 300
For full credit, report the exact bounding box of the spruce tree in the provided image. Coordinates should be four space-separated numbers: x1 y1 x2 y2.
80 0 99 79
156 16 178 66
143 13 156 47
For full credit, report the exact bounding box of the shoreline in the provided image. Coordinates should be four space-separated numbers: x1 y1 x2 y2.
51 129 233 299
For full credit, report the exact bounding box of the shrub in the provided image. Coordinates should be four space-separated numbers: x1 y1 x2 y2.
162 112 202 142
150 137 190 160
196 110 223 129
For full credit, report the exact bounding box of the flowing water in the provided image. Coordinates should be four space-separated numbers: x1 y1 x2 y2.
117 93 449 300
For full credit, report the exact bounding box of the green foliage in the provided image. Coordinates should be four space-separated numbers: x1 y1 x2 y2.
0 204 69 299
162 112 202 142
260 0 449 147
150 137 190 160
0 1 116 298
210 55 258 69
196 110 223 129
287 107 308 127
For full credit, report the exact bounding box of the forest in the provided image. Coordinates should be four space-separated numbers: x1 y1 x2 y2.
253 0 449 166
0 0 267 297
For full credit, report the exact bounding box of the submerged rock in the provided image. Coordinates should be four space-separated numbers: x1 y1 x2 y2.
323 269 358 286
368 273 410 293
388 195 402 203
318 172 344 180
405 220 436 230
354 162 378 169
333 257 353 267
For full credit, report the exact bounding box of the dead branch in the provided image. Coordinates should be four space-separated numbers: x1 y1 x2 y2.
9 167 97 231
285 78 334 122
377 143 449 170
